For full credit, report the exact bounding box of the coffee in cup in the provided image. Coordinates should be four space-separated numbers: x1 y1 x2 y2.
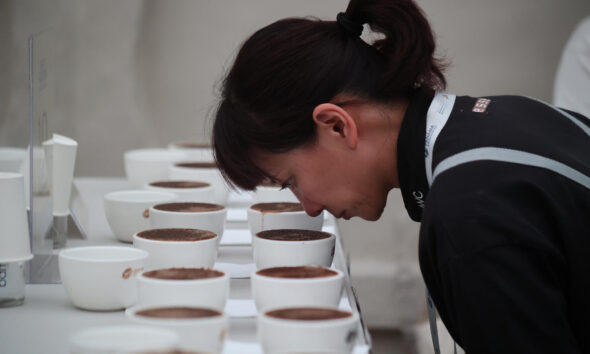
127 305 228 353
146 181 214 203
133 229 218 270
136 306 222 319
150 181 209 189
253 229 336 269
257 229 332 241
148 203 227 243
258 306 359 353
257 266 337 278
143 267 224 280
250 202 303 213
252 266 344 312
248 202 324 236
137 228 216 242
168 162 228 204
137 267 230 310
266 307 352 320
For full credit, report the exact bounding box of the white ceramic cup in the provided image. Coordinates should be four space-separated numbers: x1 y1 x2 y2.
137 267 230 311
253 229 336 269
0 173 33 263
258 307 359 354
68 325 180 354
148 202 227 244
168 141 214 162
0 173 30 305
103 190 177 243
58 246 149 311
124 148 189 188
126 305 228 353
252 266 344 312
145 180 214 202
248 202 323 236
0 147 26 173
133 228 219 270
168 162 229 205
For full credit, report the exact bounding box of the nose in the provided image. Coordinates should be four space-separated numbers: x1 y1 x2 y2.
289 186 324 217
297 194 324 217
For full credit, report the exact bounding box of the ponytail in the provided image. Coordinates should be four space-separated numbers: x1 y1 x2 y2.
345 0 446 96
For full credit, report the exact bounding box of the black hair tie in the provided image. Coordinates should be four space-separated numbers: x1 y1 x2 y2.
336 12 363 37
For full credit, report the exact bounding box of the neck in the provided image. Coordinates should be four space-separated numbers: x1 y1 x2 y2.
380 99 408 189
342 97 408 190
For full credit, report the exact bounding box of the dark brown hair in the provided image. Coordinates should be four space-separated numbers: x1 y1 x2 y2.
213 0 446 190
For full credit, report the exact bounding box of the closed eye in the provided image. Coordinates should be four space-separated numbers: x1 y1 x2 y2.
279 178 293 191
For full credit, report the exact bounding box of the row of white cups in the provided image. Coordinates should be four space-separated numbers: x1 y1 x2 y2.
61 144 360 354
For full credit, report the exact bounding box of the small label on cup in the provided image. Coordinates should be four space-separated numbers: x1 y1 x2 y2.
122 267 144 279
0 265 6 287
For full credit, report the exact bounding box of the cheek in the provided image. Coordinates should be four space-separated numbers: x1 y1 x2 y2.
294 175 327 201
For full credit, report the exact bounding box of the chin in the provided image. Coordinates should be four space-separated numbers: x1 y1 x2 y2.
359 207 385 222
362 214 381 222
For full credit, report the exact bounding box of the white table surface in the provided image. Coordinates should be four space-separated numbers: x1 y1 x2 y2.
0 177 371 354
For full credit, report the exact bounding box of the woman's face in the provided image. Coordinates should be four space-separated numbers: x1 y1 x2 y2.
255 139 391 222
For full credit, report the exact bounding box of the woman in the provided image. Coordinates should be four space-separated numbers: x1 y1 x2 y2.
212 0 590 352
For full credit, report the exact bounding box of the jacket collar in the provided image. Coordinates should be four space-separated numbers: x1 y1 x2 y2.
397 87 435 222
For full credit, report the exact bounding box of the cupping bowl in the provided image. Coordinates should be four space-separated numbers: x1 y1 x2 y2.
59 246 149 311
124 148 188 188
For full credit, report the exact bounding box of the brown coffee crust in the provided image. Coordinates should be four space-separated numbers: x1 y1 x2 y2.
175 162 218 169
149 181 210 189
250 202 303 213
266 307 352 320
154 202 224 212
136 306 221 319
257 266 337 279
137 228 216 241
143 267 224 280
256 229 332 241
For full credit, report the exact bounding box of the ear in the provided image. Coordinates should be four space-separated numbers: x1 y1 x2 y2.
312 103 358 149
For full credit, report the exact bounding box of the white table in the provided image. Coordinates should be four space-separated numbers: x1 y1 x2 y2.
0 178 371 353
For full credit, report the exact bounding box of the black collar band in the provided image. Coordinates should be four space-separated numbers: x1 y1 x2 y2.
397 87 435 222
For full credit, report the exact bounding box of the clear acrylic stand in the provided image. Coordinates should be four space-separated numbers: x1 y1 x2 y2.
28 29 86 284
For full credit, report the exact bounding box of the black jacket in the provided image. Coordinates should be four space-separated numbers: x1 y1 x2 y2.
398 88 590 353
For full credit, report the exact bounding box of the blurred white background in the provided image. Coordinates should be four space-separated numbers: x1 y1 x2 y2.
2 1 589 352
